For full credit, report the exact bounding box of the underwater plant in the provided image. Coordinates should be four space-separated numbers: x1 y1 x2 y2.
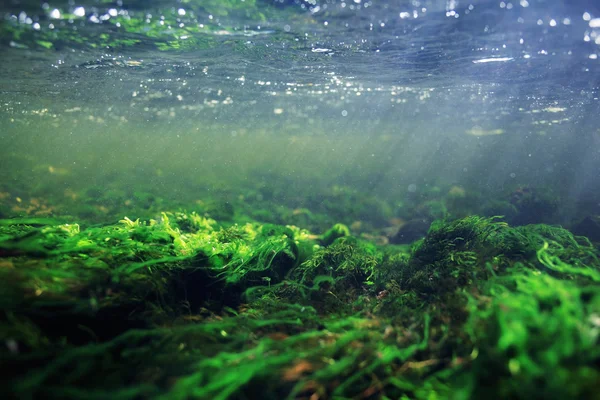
1 211 599 399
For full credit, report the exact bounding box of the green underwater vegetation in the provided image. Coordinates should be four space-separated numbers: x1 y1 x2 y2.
1 2 599 397
0 0 304 52
1 193 599 399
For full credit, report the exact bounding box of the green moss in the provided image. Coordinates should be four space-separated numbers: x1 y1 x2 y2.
1 211 599 399
296 236 379 286
319 223 350 246
403 216 507 296
465 270 600 399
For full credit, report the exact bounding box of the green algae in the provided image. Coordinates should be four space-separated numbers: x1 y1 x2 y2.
1 211 599 399
0 1 300 52
465 270 600 399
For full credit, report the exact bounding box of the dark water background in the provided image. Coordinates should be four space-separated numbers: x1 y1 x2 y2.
1 0 600 228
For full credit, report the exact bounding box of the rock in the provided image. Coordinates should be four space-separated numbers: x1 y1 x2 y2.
389 218 431 244
571 216 600 242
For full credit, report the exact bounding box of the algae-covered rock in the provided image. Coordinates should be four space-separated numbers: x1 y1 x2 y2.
319 223 350 246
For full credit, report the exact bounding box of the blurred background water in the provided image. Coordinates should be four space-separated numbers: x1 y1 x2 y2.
1 0 599 235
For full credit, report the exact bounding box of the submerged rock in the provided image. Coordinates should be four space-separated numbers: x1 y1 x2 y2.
572 215 600 242
389 218 431 244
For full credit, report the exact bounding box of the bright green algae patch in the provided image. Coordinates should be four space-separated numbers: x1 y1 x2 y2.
1 214 599 399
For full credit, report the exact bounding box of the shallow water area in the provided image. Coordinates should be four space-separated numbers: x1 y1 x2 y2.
1 1 600 225
1 1 600 399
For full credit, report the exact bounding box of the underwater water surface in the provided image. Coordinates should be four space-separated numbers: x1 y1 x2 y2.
1 0 600 399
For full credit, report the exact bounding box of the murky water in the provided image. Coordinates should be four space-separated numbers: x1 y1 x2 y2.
1 0 600 227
